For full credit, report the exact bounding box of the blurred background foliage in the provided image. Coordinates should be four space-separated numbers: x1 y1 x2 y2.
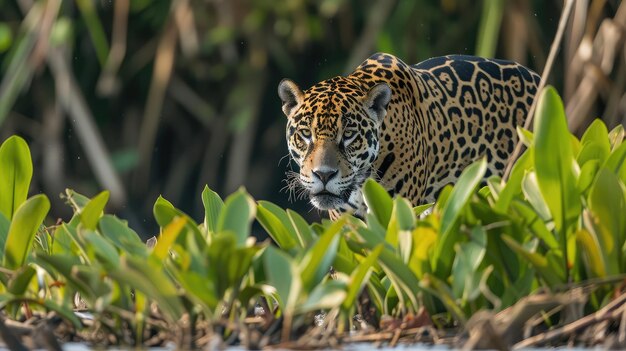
0 0 624 236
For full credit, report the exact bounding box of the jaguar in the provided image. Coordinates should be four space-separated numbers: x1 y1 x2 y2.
279 53 540 216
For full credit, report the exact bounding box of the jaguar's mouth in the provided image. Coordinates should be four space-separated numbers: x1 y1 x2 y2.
310 190 344 210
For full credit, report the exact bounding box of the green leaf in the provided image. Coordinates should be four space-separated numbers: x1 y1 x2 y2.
0 211 9 258
577 160 600 195
576 228 606 277
0 136 33 219
451 227 486 299
342 244 382 310
7 266 35 295
516 126 534 146
608 124 624 151
433 158 487 275
207 231 263 298
217 188 256 246
494 148 533 212
502 235 564 287
605 141 626 184
522 172 551 221
82 230 120 268
109 255 184 322
98 215 146 256
587 168 626 275
256 201 298 251
577 119 610 165
201 185 223 234
287 209 315 247
80 191 109 230
394 197 415 231
533 86 580 235
363 179 393 227
3 194 50 269
300 217 344 291
152 217 187 260
264 246 300 313
298 280 346 313
153 196 176 227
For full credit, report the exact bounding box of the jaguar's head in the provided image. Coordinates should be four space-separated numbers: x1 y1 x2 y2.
278 76 391 214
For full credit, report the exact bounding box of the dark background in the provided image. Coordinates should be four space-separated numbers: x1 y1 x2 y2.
0 0 623 238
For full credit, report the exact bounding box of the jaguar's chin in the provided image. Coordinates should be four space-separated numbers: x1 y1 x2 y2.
309 191 345 210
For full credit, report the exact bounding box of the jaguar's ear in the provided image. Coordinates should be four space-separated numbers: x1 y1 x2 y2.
364 83 391 124
278 79 304 117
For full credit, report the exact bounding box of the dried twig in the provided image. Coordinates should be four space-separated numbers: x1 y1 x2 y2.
502 0 576 181
96 0 129 96
134 7 179 193
513 292 626 349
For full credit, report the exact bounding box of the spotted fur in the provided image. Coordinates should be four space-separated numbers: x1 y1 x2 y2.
279 53 540 216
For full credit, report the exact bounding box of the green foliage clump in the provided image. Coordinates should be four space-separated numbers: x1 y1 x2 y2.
0 86 625 347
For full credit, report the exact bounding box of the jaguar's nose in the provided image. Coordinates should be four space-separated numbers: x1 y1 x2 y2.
312 169 338 185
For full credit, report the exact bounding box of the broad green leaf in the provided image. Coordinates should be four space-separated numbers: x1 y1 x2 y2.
80 191 109 230
363 179 393 227
512 201 559 250
440 158 487 235
502 235 564 287
264 246 300 313
433 158 487 275
300 218 344 291
577 160 600 195
257 201 299 250
109 255 184 322
298 280 346 313
522 172 551 222
605 141 626 183
587 168 626 275
578 120 610 169
494 148 533 213
3 194 50 269
98 215 146 256
152 216 187 260
533 86 580 236
342 244 382 310
287 209 315 247
0 136 32 219
421 274 466 324
152 196 205 249
7 265 35 295
394 197 415 231
0 211 9 258
34 254 92 295
408 227 437 278
576 228 606 277
82 230 120 268
516 126 534 146
451 227 486 301
217 188 256 246
153 196 176 227
413 204 433 217
201 185 223 234
608 124 624 151
207 231 263 298
350 239 420 309
171 269 218 310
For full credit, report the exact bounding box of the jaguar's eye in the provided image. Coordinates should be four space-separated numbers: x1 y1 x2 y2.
299 129 312 141
343 129 357 144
